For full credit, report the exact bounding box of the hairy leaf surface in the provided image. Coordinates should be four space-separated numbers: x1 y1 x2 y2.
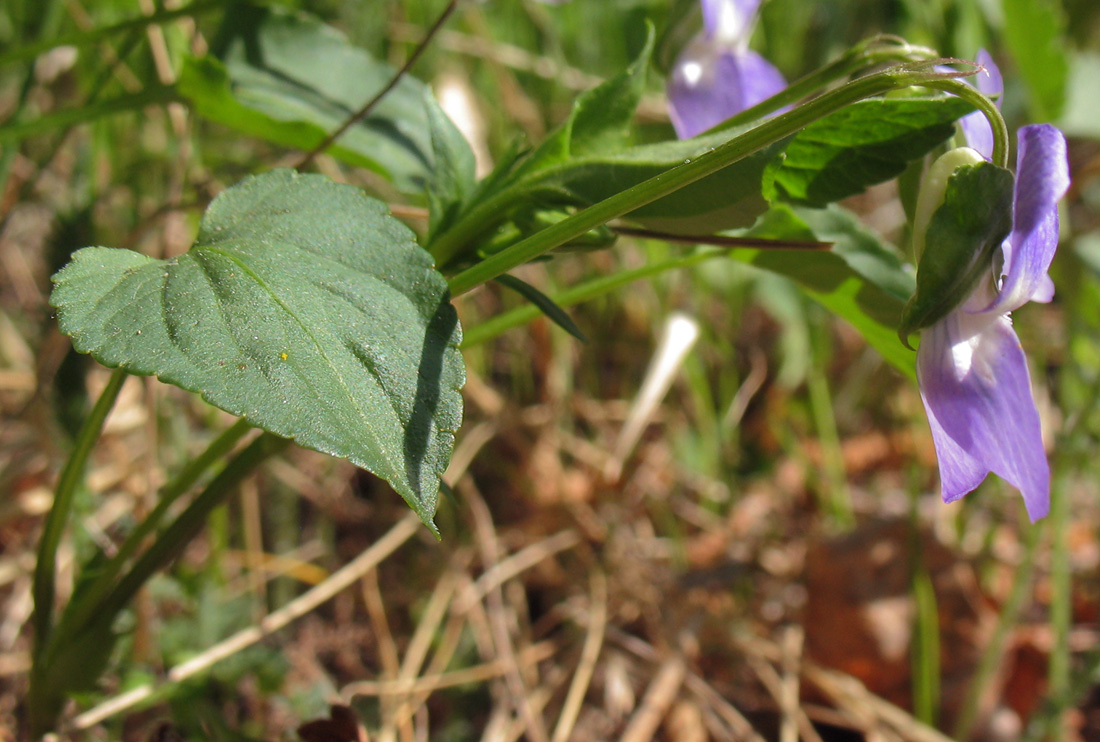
51 170 464 528
518 96 973 235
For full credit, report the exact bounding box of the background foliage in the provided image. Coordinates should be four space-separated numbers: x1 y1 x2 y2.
3 0 1100 740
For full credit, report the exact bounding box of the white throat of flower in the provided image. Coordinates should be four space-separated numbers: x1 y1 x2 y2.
711 0 750 47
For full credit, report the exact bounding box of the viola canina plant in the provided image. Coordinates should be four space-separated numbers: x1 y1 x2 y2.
24 1 1077 734
905 54 1069 521
667 0 787 137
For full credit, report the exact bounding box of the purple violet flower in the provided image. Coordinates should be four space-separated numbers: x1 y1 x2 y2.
667 0 787 139
916 120 1068 521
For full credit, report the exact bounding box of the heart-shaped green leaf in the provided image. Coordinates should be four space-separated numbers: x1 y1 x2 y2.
50 170 464 528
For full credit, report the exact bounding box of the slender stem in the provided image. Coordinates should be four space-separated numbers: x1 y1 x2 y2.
1048 471 1072 734
93 432 290 622
460 249 729 348
808 318 853 528
0 85 180 144
444 65 974 297
909 485 940 727
707 35 938 135
428 37 937 268
917 76 1011 168
609 225 830 250
52 418 255 649
0 0 224 68
294 0 458 170
953 504 1041 741
32 367 127 660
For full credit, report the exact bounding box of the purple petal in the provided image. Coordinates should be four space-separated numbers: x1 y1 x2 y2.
983 124 1068 313
668 46 786 139
700 0 762 39
957 50 1003 159
974 48 1004 99
917 311 1050 521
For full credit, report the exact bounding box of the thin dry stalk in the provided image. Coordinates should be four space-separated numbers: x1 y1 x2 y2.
382 569 461 742
618 656 687 742
504 668 567 742
344 642 556 698
444 420 499 484
606 625 765 742
381 569 474 732
459 529 580 611
734 632 955 742
745 653 824 742
461 477 550 742
806 665 952 742
362 568 402 733
780 626 806 742
68 512 422 731
240 479 267 623
550 570 607 742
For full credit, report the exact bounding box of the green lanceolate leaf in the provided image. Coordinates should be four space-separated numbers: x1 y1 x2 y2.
526 95 974 236
898 160 1015 345
568 22 654 156
426 94 477 242
178 4 437 192
517 22 655 175
494 274 587 343
763 96 975 207
533 128 784 234
50 170 464 528
740 204 917 377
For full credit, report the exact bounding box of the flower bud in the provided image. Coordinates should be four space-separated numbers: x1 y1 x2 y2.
898 148 1014 347
911 146 984 262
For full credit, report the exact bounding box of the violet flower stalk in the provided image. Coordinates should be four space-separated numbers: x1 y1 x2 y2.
667 0 786 138
913 55 1068 519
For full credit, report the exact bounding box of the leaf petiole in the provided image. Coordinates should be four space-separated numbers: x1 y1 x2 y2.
444 63 986 297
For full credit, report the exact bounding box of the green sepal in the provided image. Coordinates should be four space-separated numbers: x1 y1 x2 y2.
897 160 1015 347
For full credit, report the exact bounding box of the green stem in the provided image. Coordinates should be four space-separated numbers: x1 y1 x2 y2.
444 64 984 297
917 76 1011 168
93 432 290 622
0 0 224 68
0 85 180 144
461 248 730 347
808 317 853 529
32 367 127 660
707 34 938 135
1048 471 1072 736
51 418 255 650
909 484 940 727
429 36 937 268
953 504 1041 741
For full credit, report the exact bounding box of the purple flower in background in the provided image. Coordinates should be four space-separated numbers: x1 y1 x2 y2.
916 125 1068 521
667 0 786 139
